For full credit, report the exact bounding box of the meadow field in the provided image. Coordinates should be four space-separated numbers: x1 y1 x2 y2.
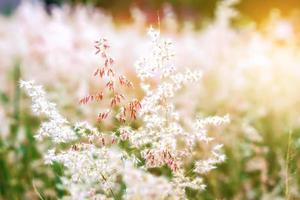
0 0 300 199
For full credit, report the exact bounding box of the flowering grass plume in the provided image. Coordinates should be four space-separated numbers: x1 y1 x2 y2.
120 27 230 197
20 80 77 143
21 28 229 199
79 38 141 123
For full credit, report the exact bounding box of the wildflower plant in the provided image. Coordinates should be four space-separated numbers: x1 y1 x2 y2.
122 28 230 196
79 38 141 123
21 28 229 199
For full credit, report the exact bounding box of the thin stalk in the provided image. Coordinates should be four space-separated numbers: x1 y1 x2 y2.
32 180 45 200
11 61 21 139
285 130 292 200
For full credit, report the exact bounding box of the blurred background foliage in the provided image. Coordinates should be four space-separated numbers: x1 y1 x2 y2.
1 0 300 200
2 0 300 25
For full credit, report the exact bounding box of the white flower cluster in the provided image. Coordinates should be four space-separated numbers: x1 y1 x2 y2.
135 27 176 80
20 80 77 143
20 80 119 199
52 145 123 199
127 28 230 197
123 162 176 200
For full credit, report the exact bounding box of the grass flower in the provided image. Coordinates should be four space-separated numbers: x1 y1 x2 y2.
21 28 229 199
